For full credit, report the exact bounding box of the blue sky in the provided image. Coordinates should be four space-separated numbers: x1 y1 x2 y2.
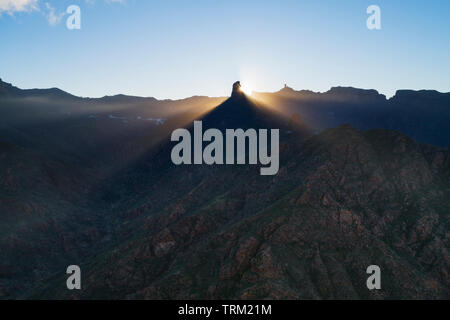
1 0 449 99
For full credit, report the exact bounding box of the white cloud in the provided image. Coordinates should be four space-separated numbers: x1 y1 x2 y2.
0 0 124 21
0 0 39 13
44 2 64 26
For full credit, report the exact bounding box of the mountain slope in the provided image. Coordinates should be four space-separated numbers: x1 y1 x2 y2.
33 124 450 299
1 80 449 299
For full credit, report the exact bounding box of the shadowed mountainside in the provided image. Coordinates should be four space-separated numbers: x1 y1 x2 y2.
35 125 450 299
0 79 449 299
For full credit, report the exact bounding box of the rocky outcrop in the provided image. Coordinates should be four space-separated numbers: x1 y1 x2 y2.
231 81 243 98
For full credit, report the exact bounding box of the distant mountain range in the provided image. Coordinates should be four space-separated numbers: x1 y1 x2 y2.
254 85 450 147
0 79 448 299
2 78 449 147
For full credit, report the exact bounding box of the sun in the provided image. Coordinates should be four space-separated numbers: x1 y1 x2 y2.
240 84 254 96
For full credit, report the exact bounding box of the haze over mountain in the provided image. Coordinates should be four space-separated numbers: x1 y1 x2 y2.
0 79 449 299
2 78 449 148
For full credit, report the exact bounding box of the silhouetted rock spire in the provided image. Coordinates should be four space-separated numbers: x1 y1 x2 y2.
231 81 244 98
